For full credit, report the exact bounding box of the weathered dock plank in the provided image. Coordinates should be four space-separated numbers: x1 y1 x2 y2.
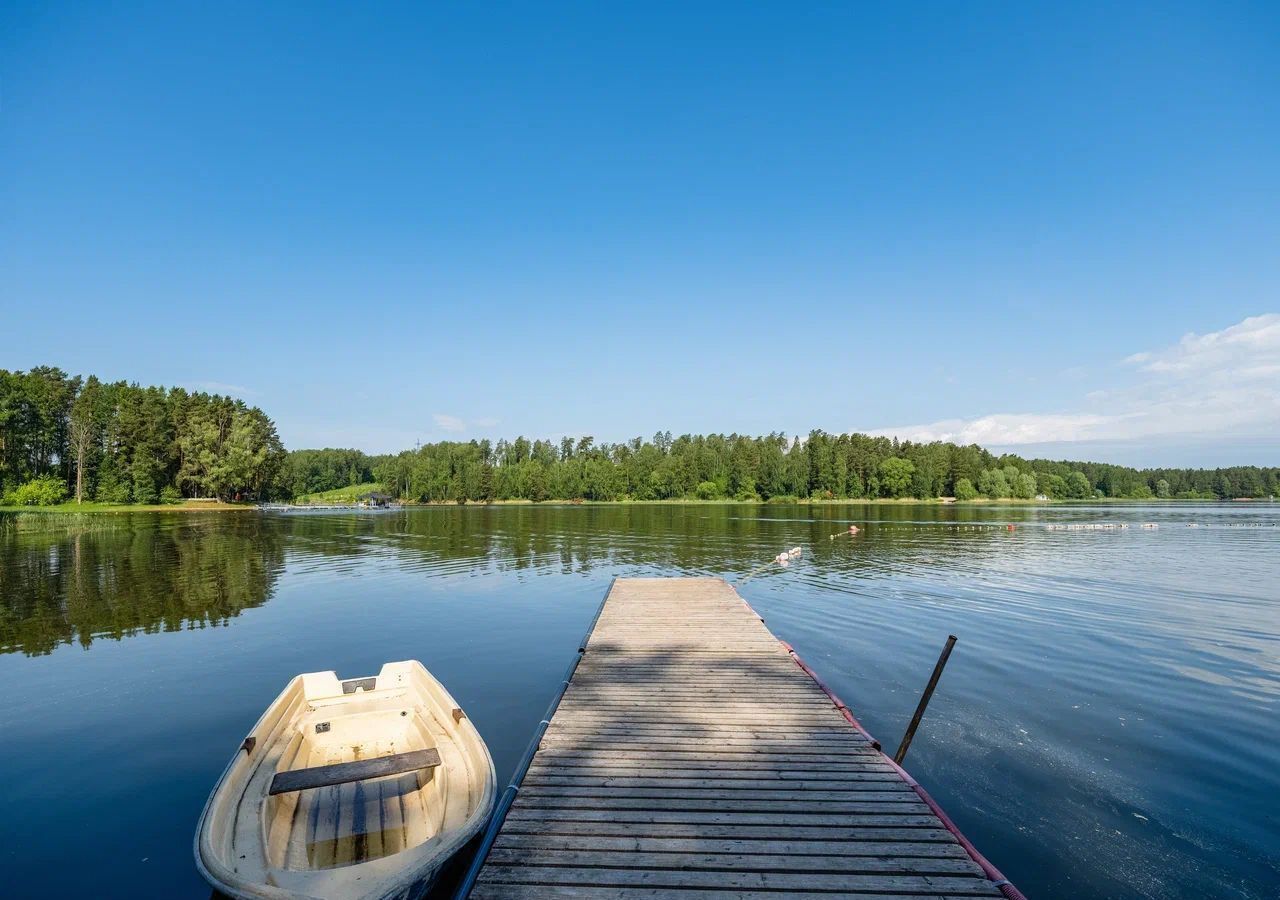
466 577 1011 899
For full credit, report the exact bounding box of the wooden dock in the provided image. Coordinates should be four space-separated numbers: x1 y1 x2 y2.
466 577 1012 899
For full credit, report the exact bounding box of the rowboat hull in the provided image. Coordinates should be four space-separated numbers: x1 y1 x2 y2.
196 661 496 900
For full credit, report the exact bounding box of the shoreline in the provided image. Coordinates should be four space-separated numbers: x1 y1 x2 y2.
1 496 1241 516
0 501 256 514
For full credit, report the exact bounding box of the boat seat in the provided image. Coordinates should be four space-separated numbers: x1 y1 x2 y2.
269 749 442 795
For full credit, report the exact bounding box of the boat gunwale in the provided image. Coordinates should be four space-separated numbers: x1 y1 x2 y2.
194 661 496 900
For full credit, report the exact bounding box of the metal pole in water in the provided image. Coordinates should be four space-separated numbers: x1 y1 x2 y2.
893 634 957 765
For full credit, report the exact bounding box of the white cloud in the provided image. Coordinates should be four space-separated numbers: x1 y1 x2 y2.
432 413 500 434
187 380 257 397
433 414 467 433
1128 314 1280 375
870 413 1113 446
869 313 1280 447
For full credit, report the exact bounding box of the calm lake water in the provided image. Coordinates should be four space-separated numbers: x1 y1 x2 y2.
0 503 1276 899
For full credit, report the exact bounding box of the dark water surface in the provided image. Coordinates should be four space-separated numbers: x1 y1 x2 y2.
0 503 1276 899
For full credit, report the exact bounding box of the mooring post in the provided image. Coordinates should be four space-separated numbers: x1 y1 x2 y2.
894 634 957 765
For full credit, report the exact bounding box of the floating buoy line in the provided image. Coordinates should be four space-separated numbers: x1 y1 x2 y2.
738 546 803 583
736 517 1271 584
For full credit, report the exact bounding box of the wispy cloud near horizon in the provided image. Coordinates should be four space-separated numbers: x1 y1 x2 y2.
433 413 500 434
867 314 1280 448
433 414 467 433
186 380 258 398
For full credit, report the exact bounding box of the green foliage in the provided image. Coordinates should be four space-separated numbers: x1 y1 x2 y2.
95 470 132 504
9 476 68 506
292 483 391 505
0 367 285 505
974 464 1052 500
1037 472 1068 499
878 457 915 498
977 468 1010 498
5 366 1274 507
178 397 284 500
281 448 376 498
1013 472 1037 499
953 477 977 501
340 435 1280 504
1066 471 1092 499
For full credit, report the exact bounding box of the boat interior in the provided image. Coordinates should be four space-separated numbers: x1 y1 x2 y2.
264 670 451 870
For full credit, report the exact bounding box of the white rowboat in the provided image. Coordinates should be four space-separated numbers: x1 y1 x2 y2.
196 661 496 899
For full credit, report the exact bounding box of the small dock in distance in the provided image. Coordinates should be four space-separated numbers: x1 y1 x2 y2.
465 577 1017 899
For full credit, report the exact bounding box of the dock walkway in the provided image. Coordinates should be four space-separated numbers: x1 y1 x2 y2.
468 577 1011 899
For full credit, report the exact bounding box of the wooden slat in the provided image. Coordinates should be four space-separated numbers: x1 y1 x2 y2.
544 723 858 735
484 847 985 874
470 577 1003 898
518 785 917 799
527 760 895 774
475 867 1000 894
472 888 991 900
522 775 911 788
531 750 886 764
529 752 891 766
503 810 943 826
268 749 440 796
492 834 971 857
539 730 871 743
494 821 962 841
513 802 933 817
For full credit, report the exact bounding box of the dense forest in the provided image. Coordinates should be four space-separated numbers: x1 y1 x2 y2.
3 366 1276 506
1 367 285 504
279 448 377 499
295 433 1279 504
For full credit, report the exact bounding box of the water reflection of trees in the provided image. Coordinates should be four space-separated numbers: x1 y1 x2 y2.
281 503 1019 578
0 516 285 656
0 504 1018 656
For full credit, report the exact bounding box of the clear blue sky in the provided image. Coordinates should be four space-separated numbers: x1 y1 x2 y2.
3 2 1278 465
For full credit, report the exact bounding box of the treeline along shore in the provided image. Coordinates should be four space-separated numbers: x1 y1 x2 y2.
304 435 1278 503
1 366 283 506
3 366 1277 507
